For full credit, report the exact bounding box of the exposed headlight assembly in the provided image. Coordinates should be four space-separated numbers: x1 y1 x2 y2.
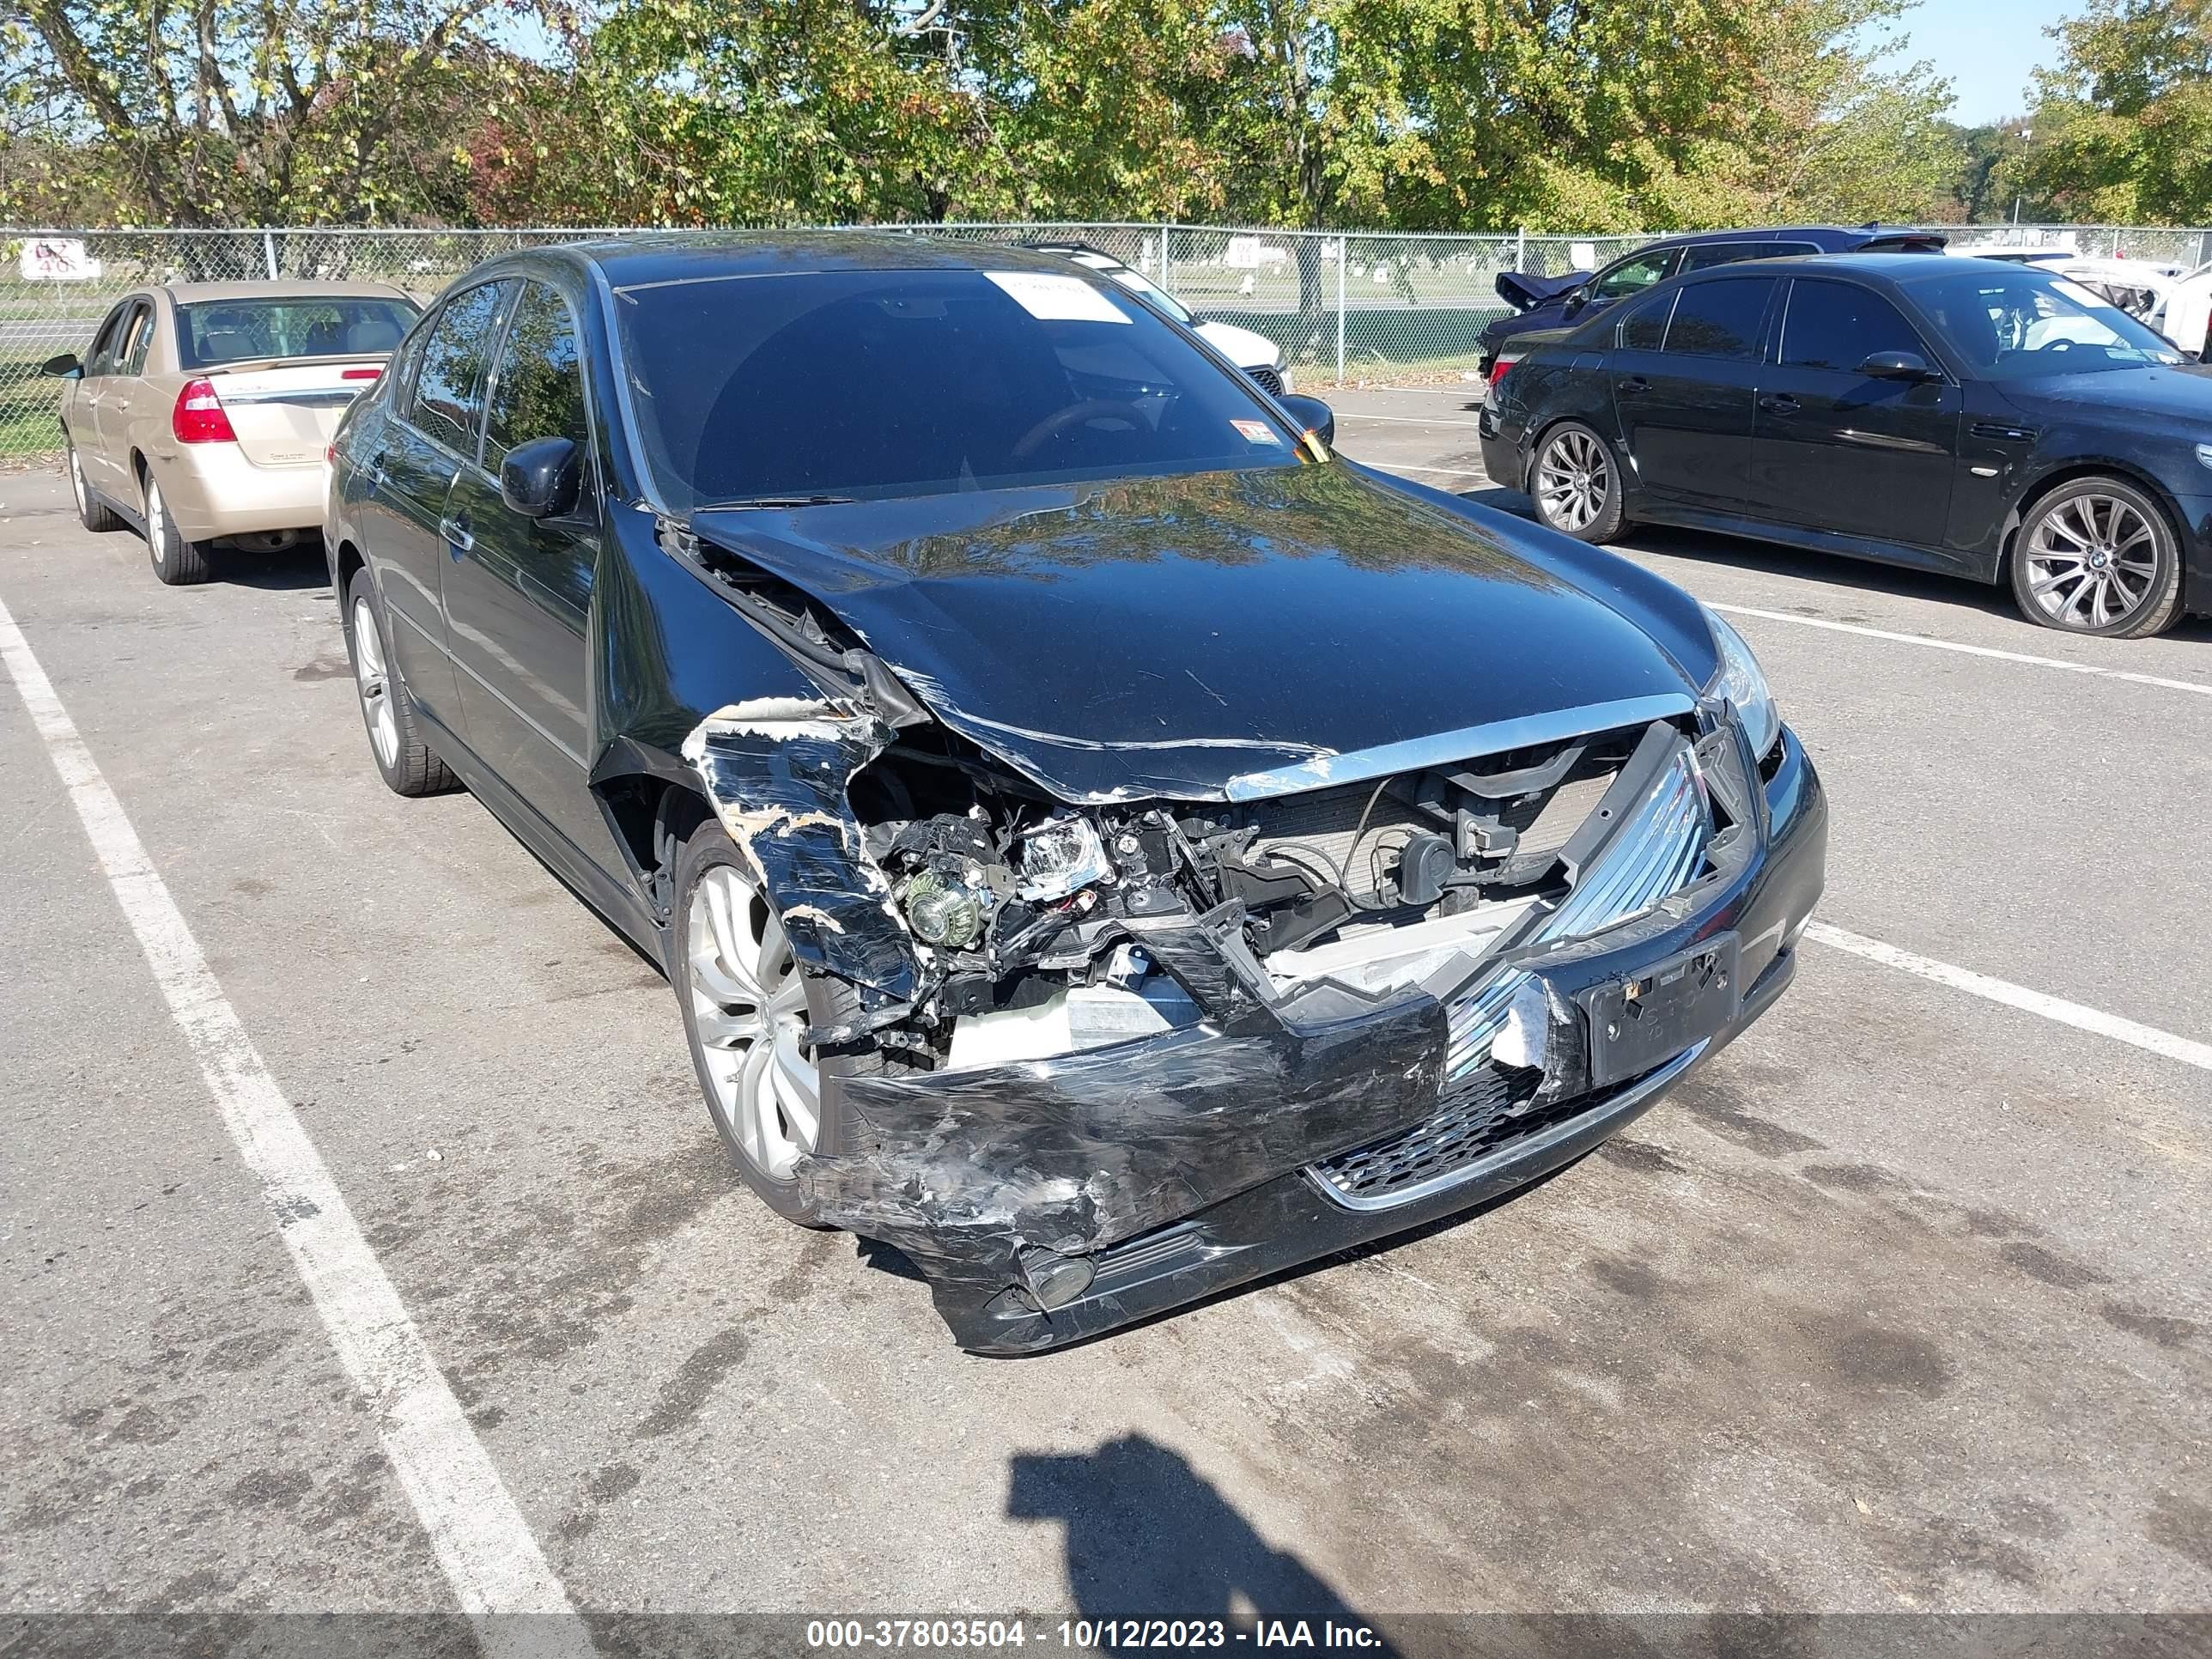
1699 604 1781 761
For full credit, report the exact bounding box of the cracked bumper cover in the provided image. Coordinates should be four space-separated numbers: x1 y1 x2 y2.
799 727 1827 1352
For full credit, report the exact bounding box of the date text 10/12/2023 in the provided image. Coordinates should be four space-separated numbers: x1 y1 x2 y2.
805 1619 1388 1650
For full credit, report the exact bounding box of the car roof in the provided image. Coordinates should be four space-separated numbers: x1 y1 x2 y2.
546 231 1087 290
1636 225 1916 252
161 279 415 303
1668 252 1958 283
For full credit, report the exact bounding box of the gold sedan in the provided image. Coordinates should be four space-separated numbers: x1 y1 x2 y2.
44 280 419 585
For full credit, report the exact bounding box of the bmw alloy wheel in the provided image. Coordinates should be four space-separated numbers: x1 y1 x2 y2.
686 864 822 1182
1536 428 1611 533
349 595 401 770
2021 492 2160 630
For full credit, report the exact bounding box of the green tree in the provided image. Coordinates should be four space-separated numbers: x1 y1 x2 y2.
1998 0 2212 224
0 0 531 224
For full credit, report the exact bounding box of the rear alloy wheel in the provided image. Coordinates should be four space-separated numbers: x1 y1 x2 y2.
142 471 212 586
1531 422 1626 544
67 441 121 532
2011 478 2184 639
343 569 458 796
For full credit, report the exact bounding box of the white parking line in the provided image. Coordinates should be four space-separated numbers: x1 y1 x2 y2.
0 597 592 1656
1366 461 1492 479
1711 603 2212 698
1806 922 2212 1074
1335 412 1488 428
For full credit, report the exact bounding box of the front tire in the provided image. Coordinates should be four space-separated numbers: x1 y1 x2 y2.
142 471 212 586
67 440 122 532
2010 477 2185 639
1529 421 1627 544
669 817 878 1226
343 569 458 796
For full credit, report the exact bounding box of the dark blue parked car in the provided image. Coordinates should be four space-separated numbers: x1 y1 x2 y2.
1479 224 1948 374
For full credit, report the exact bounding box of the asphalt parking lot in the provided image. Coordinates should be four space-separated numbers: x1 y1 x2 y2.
4 387 2210 1647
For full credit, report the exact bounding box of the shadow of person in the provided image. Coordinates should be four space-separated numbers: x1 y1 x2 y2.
1008 1434 1399 1652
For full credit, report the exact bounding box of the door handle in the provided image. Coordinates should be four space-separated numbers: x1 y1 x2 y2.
440 515 474 556
1618 375 1651 397
1758 394 1800 415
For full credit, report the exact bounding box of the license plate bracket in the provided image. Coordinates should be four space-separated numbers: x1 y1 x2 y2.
1578 933 1741 1088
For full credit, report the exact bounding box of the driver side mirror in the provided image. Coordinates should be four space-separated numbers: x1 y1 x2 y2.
1277 393 1334 448
1561 288 1589 319
1857 349 1940 383
40 352 82 380
499 435 582 520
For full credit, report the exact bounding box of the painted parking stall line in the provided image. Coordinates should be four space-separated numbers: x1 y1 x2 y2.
1805 921 2212 1076
1711 602 2212 698
0 596 593 1657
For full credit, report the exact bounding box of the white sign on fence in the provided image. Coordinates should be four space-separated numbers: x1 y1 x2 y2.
19 237 103 282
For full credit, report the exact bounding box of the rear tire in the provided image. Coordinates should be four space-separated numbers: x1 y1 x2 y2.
142 471 213 586
2008 477 2185 639
343 569 458 796
668 816 882 1226
67 440 122 532
1529 421 1627 544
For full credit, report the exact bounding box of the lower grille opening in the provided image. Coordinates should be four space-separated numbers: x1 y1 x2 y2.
1249 365 1285 397
1310 1060 1673 1210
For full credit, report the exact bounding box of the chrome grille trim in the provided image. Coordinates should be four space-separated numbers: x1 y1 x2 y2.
1312 736 1714 1210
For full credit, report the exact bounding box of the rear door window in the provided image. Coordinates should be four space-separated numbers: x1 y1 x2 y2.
1662 277 1777 362
1780 279 1928 371
1618 292 1675 350
482 283 590 471
1681 241 1815 270
408 281 510 454
1591 249 1681 302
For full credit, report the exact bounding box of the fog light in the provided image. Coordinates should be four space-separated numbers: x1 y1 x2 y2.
1019 1247 1097 1312
900 872 983 949
2197 443 2212 471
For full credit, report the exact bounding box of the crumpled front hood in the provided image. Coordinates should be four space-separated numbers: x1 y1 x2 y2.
688 465 1703 801
1496 269 1589 313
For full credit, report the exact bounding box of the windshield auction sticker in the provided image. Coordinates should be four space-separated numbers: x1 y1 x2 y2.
983 271 1132 324
1231 419 1283 445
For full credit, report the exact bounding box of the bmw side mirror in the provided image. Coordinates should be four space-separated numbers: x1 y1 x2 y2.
40 353 82 379
1858 349 1939 382
499 435 582 520
1277 392 1334 448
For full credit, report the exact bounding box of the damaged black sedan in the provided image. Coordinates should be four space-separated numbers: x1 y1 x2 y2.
324 234 1826 1352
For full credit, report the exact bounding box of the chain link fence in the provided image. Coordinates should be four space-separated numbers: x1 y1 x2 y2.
6 221 2210 454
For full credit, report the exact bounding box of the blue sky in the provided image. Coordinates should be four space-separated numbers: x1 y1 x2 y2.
1879 0 2078 125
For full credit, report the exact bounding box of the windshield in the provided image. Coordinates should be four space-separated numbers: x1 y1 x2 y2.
177 298 417 368
1908 269 2183 378
612 266 1297 513
1066 252 1196 325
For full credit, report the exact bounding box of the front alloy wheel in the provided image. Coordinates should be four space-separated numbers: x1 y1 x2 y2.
687 861 823 1185
2012 479 2184 639
1531 422 1626 543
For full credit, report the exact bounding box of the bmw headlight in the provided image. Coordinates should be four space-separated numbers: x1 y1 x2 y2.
1700 604 1780 761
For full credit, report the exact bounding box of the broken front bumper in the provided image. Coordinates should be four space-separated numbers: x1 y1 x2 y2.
802 726 1826 1353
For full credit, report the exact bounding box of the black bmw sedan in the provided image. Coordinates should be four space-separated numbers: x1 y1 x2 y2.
1480 254 2212 638
324 234 1825 1352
